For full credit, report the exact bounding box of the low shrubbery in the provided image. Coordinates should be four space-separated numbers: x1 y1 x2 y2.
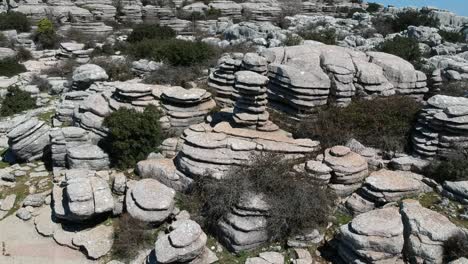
294 96 422 152
372 10 440 36
444 232 468 262
40 59 77 78
438 81 468 97
112 214 155 260
0 58 27 77
283 33 302 46
187 154 335 241
127 38 217 66
16 47 32 62
439 30 465 43
91 57 134 81
143 65 202 87
103 105 164 169
423 158 468 183
366 2 381 13
377 36 422 67
30 74 52 93
0 12 31 32
299 28 337 45
34 18 59 49
0 86 36 117
127 24 176 43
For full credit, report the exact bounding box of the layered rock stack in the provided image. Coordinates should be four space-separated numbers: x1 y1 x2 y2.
441 181 468 204
53 169 114 221
353 58 396 98
108 82 161 111
346 170 431 215
152 219 217 264
50 127 90 170
208 54 243 107
74 92 112 141
240 1 282 23
160 87 216 135
233 71 277 131
338 207 405 263
323 146 368 197
7 118 51 162
241 52 268 75
125 179 175 223
71 64 108 90
208 1 242 19
66 144 110 171
218 193 269 252
411 95 468 159
293 160 332 186
54 91 92 127
57 42 92 64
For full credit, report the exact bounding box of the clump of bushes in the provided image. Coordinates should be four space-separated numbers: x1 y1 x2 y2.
366 2 381 13
439 30 465 43
377 36 422 67
423 158 468 183
112 214 155 260
30 74 52 92
294 96 422 152
40 59 77 78
127 24 176 43
444 232 468 262
91 57 134 81
438 81 468 97
34 18 59 49
187 154 335 241
299 28 336 45
0 86 36 117
103 105 164 169
372 10 439 36
127 38 217 67
283 33 302 46
0 58 27 77
0 12 31 32
16 47 32 62
143 65 202 87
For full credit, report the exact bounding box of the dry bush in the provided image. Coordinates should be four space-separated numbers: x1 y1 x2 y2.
112 214 155 260
438 81 468 97
188 153 335 241
444 232 468 262
40 59 77 78
91 57 134 81
294 96 422 152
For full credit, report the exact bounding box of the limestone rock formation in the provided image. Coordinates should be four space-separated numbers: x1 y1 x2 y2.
66 144 110 170
442 181 468 204
125 178 176 223
50 127 90 170
7 118 50 162
72 64 109 90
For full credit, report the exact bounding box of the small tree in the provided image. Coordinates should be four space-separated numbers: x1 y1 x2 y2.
34 18 59 49
103 105 164 169
0 86 36 117
0 12 31 32
377 36 422 68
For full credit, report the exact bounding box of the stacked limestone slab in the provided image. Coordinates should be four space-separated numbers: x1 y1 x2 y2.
346 169 431 215
242 53 268 75
50 127 89 170
411 95 468 158
217 193 269 252
152 219 217 264
323 146 369 198
7 118 51 162
160 87 216 135
109 82 161 110
338 207 405 263
125 178 176 223
208 0 242 19
353 57 395 98
294 160 332 186
67 144 110 171
74 92 112 141
208 54 243 107
53 169 114 222
240 1 282 23
233 71 273 130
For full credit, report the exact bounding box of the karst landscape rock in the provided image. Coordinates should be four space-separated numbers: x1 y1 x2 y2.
0 0 468 263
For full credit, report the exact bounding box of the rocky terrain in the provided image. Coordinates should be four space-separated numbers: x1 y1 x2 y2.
0 0 468 263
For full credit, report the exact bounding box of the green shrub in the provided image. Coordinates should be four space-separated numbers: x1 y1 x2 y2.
187 154 335 241
91 57 133 81
439 30 465 43
299 28 336 45
0 12 31 32
366 2 381 13
34 18 59 49
444 232 468 262
423 158 468 183
283 33 302 46
143 65 202 87
0 86 36 117
371 16 396 36
127 24 176 43
294 96 422 152
127 39 217 66
392 10 439 32
0 58 27 77
377 36 422 67
103 105 164 169
112 214 155 260
16 47 32 62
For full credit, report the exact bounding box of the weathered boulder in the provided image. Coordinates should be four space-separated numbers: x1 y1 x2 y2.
67 144 110 170
72 64 108 90
7 118 50 162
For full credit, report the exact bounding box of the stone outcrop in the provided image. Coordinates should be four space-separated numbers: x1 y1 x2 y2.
294 160 332 186
7 118 50 162
151 219 217 264
208 53 243 107
411 95 468 159
337 207 405 263
66 144 110 170
346 169 431 215
125 179 175 223
217 193 269 252
441 181 468 204
160 86 216 135
71 64 109 90
324 146 368 198
50 127 90 170
53 169 114 221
